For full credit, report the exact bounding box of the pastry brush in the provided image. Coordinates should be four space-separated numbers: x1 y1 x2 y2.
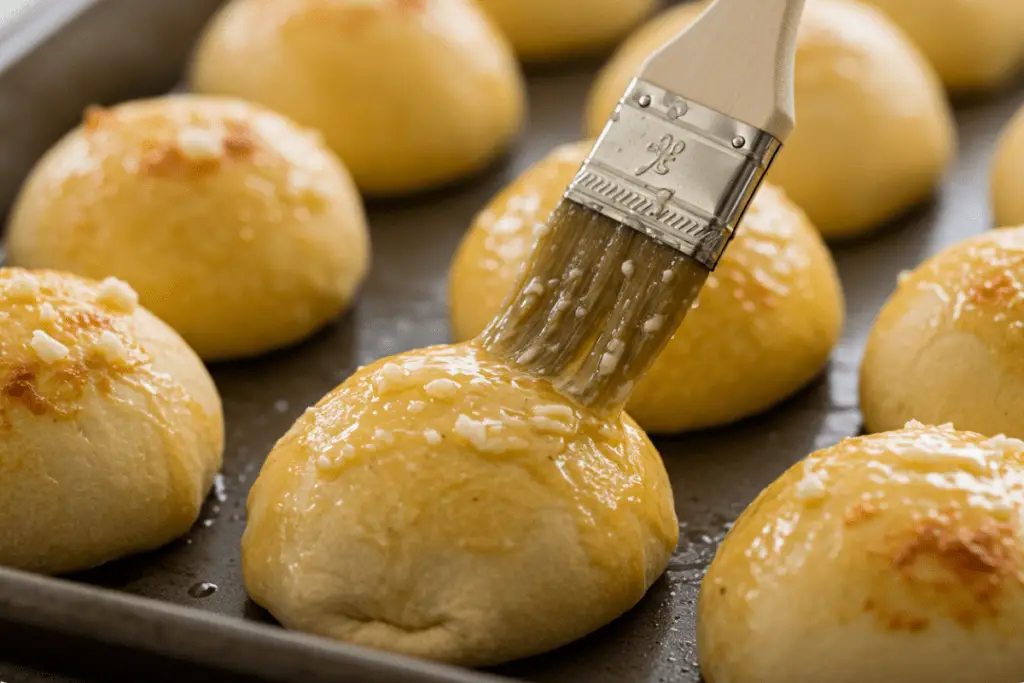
480 0 805 413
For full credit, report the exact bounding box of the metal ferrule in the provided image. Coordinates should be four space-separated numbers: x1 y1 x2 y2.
565 78 782 269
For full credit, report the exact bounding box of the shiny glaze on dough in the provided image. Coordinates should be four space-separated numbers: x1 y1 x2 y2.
586 0 954 238
5 95 369 361
243 342 676 666
861 228 1024 436
0 268 223 574
191 0 525 196
450 142 843 433
699 423 1024 683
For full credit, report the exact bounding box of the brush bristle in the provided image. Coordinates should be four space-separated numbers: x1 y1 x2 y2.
480 199 709 415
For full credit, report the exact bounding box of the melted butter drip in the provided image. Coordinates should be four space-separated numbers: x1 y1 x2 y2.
480 199 709 415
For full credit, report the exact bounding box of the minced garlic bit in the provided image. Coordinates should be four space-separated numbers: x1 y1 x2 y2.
30 329 69 363
903 419 926 429
575 307 587 318
517 345 541 364
176 126 225 161
316 454 335 472
794 468 828 501
454 414 526 454
373 428 395 445
97 277 138 313
523 278 545 297
424 378 459 400
533 404 574 420
423 429 442 446
598 338 625 376
662 269 675 283
530 415 577 436
621 260 635 277
95 330 130 365
38 302 58 324
374 362 408 394
643 315 665 334
407 400 426 414
568 268 583 281
7 275 39 300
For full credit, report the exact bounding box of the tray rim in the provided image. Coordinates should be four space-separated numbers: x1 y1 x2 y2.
0 1 513 681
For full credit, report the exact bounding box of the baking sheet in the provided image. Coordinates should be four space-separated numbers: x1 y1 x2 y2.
0 0 1021 681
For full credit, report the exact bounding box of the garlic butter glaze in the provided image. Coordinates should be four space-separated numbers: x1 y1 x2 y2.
0 269 223 575
861 228 1024 437
699 423 1024 683
243 342 676 666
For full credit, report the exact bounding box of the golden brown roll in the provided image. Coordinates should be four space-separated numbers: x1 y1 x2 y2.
449 142 844 433
586 0 956 239
861 227 1024 437
475 0 655 62
992 104 1024 228
860 0 1024 92
243 342 676 665
5 95 370 361
699 422 1024 683
191 0 526 196
0 268 223 575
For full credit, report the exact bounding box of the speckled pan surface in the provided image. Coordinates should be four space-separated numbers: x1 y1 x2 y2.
0 1 1021 682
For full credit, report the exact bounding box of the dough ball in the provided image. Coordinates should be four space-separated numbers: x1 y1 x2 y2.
861 228 1024 437
243 342 676 666
861 0 1024 92
475 0 655 62
5 95 370 361
699 422 1024 683
190 0 526 196
992 104 1024 228
586 0 956 239
0 269 223 575
449 142 844 434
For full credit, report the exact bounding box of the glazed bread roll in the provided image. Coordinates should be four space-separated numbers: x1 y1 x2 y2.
0 269 223 575
191 0 526 196
861 0 1024 92
992 104 1024 227
5 95 370 361
861 227 1024 437
449 142 844 434
699 422 1024 683
586 0 955 239
475 0 655 62
243 342 676 666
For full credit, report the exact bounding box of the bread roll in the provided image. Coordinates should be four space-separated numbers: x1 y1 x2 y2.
699 422 1024 683
475 0 654 61
449 142 844 433
861 0 1024 91
861 227 1024 437
0 268 223 575
586 0 955 239
992 104 1024 228
5 95 370 361
243 342 676 665
191 0 525 196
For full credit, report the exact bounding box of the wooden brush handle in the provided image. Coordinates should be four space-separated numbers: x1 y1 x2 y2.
641 0 805 141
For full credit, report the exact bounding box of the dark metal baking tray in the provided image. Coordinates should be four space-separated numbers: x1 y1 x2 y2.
0 0 1021 681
